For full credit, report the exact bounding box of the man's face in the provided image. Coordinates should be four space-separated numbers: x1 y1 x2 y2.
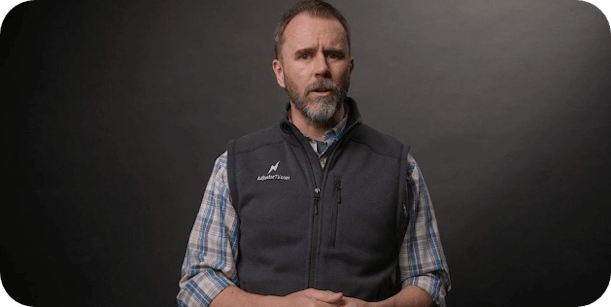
273 13 354 123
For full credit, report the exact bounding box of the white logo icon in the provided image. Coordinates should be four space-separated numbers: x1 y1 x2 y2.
268 161 280 174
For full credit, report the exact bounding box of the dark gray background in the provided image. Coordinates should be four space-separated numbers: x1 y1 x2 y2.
2 0 610 306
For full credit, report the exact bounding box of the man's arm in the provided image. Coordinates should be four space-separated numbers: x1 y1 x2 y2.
397 154 451 307
177 152 240 307
379 285 434 307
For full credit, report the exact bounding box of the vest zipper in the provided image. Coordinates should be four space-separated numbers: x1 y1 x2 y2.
314 188 320 215
289 126 323 289
285 117 360 289
309 186 321 287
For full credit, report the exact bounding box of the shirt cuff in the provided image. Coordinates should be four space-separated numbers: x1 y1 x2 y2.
177 268 235 307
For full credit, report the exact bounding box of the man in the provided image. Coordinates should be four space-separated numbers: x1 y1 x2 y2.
177 1 451 306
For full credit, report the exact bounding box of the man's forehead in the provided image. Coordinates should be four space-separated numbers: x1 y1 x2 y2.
282 13 348 50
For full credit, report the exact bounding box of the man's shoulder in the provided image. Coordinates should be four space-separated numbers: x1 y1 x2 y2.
350 123 410 160
228 124 284 155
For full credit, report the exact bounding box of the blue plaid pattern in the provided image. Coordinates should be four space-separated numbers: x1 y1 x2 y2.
402 155 451 306
177 154 239 306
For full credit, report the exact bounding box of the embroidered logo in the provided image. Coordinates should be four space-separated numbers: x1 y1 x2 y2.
258 161 290 181
268 161 279 174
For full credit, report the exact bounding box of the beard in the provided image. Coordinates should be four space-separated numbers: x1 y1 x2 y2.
285 75 350 123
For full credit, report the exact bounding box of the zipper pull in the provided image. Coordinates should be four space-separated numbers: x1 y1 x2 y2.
314 188 321 215
334 180 341 204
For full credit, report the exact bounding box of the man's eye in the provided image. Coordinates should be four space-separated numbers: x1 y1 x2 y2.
299 54 309 59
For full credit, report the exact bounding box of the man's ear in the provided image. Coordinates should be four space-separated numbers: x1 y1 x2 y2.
272 58 285 88
349 57 355 75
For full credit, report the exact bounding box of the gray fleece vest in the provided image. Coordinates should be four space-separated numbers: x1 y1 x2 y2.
227 98 410 301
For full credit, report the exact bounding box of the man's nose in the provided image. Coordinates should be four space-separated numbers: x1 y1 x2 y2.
313 53 331 78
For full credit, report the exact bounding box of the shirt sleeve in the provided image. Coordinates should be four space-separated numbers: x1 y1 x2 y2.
177 151 240 307
399 153 452 307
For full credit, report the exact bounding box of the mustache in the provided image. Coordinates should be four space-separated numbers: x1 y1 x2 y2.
305 79 340 94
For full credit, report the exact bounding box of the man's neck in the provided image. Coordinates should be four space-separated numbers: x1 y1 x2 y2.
289 102 345 141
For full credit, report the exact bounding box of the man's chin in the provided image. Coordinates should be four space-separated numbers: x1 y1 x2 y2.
304 103 341 123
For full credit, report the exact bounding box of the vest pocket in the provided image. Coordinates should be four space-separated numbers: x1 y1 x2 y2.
329 176 341 248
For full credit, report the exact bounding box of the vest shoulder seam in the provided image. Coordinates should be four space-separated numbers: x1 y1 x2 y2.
349 138 403 161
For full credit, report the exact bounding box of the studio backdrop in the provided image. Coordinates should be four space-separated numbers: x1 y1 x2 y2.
2 0 610 306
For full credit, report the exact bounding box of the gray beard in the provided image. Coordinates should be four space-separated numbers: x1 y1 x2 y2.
286 78 349 123
294 95 341 123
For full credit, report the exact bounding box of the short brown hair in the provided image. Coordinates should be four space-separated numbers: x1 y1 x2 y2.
274 0 351 59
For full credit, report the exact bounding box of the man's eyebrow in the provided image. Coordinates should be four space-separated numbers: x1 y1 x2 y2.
324 48 346 55
294 47 346 56
294 47 317 56
325 47 344 52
